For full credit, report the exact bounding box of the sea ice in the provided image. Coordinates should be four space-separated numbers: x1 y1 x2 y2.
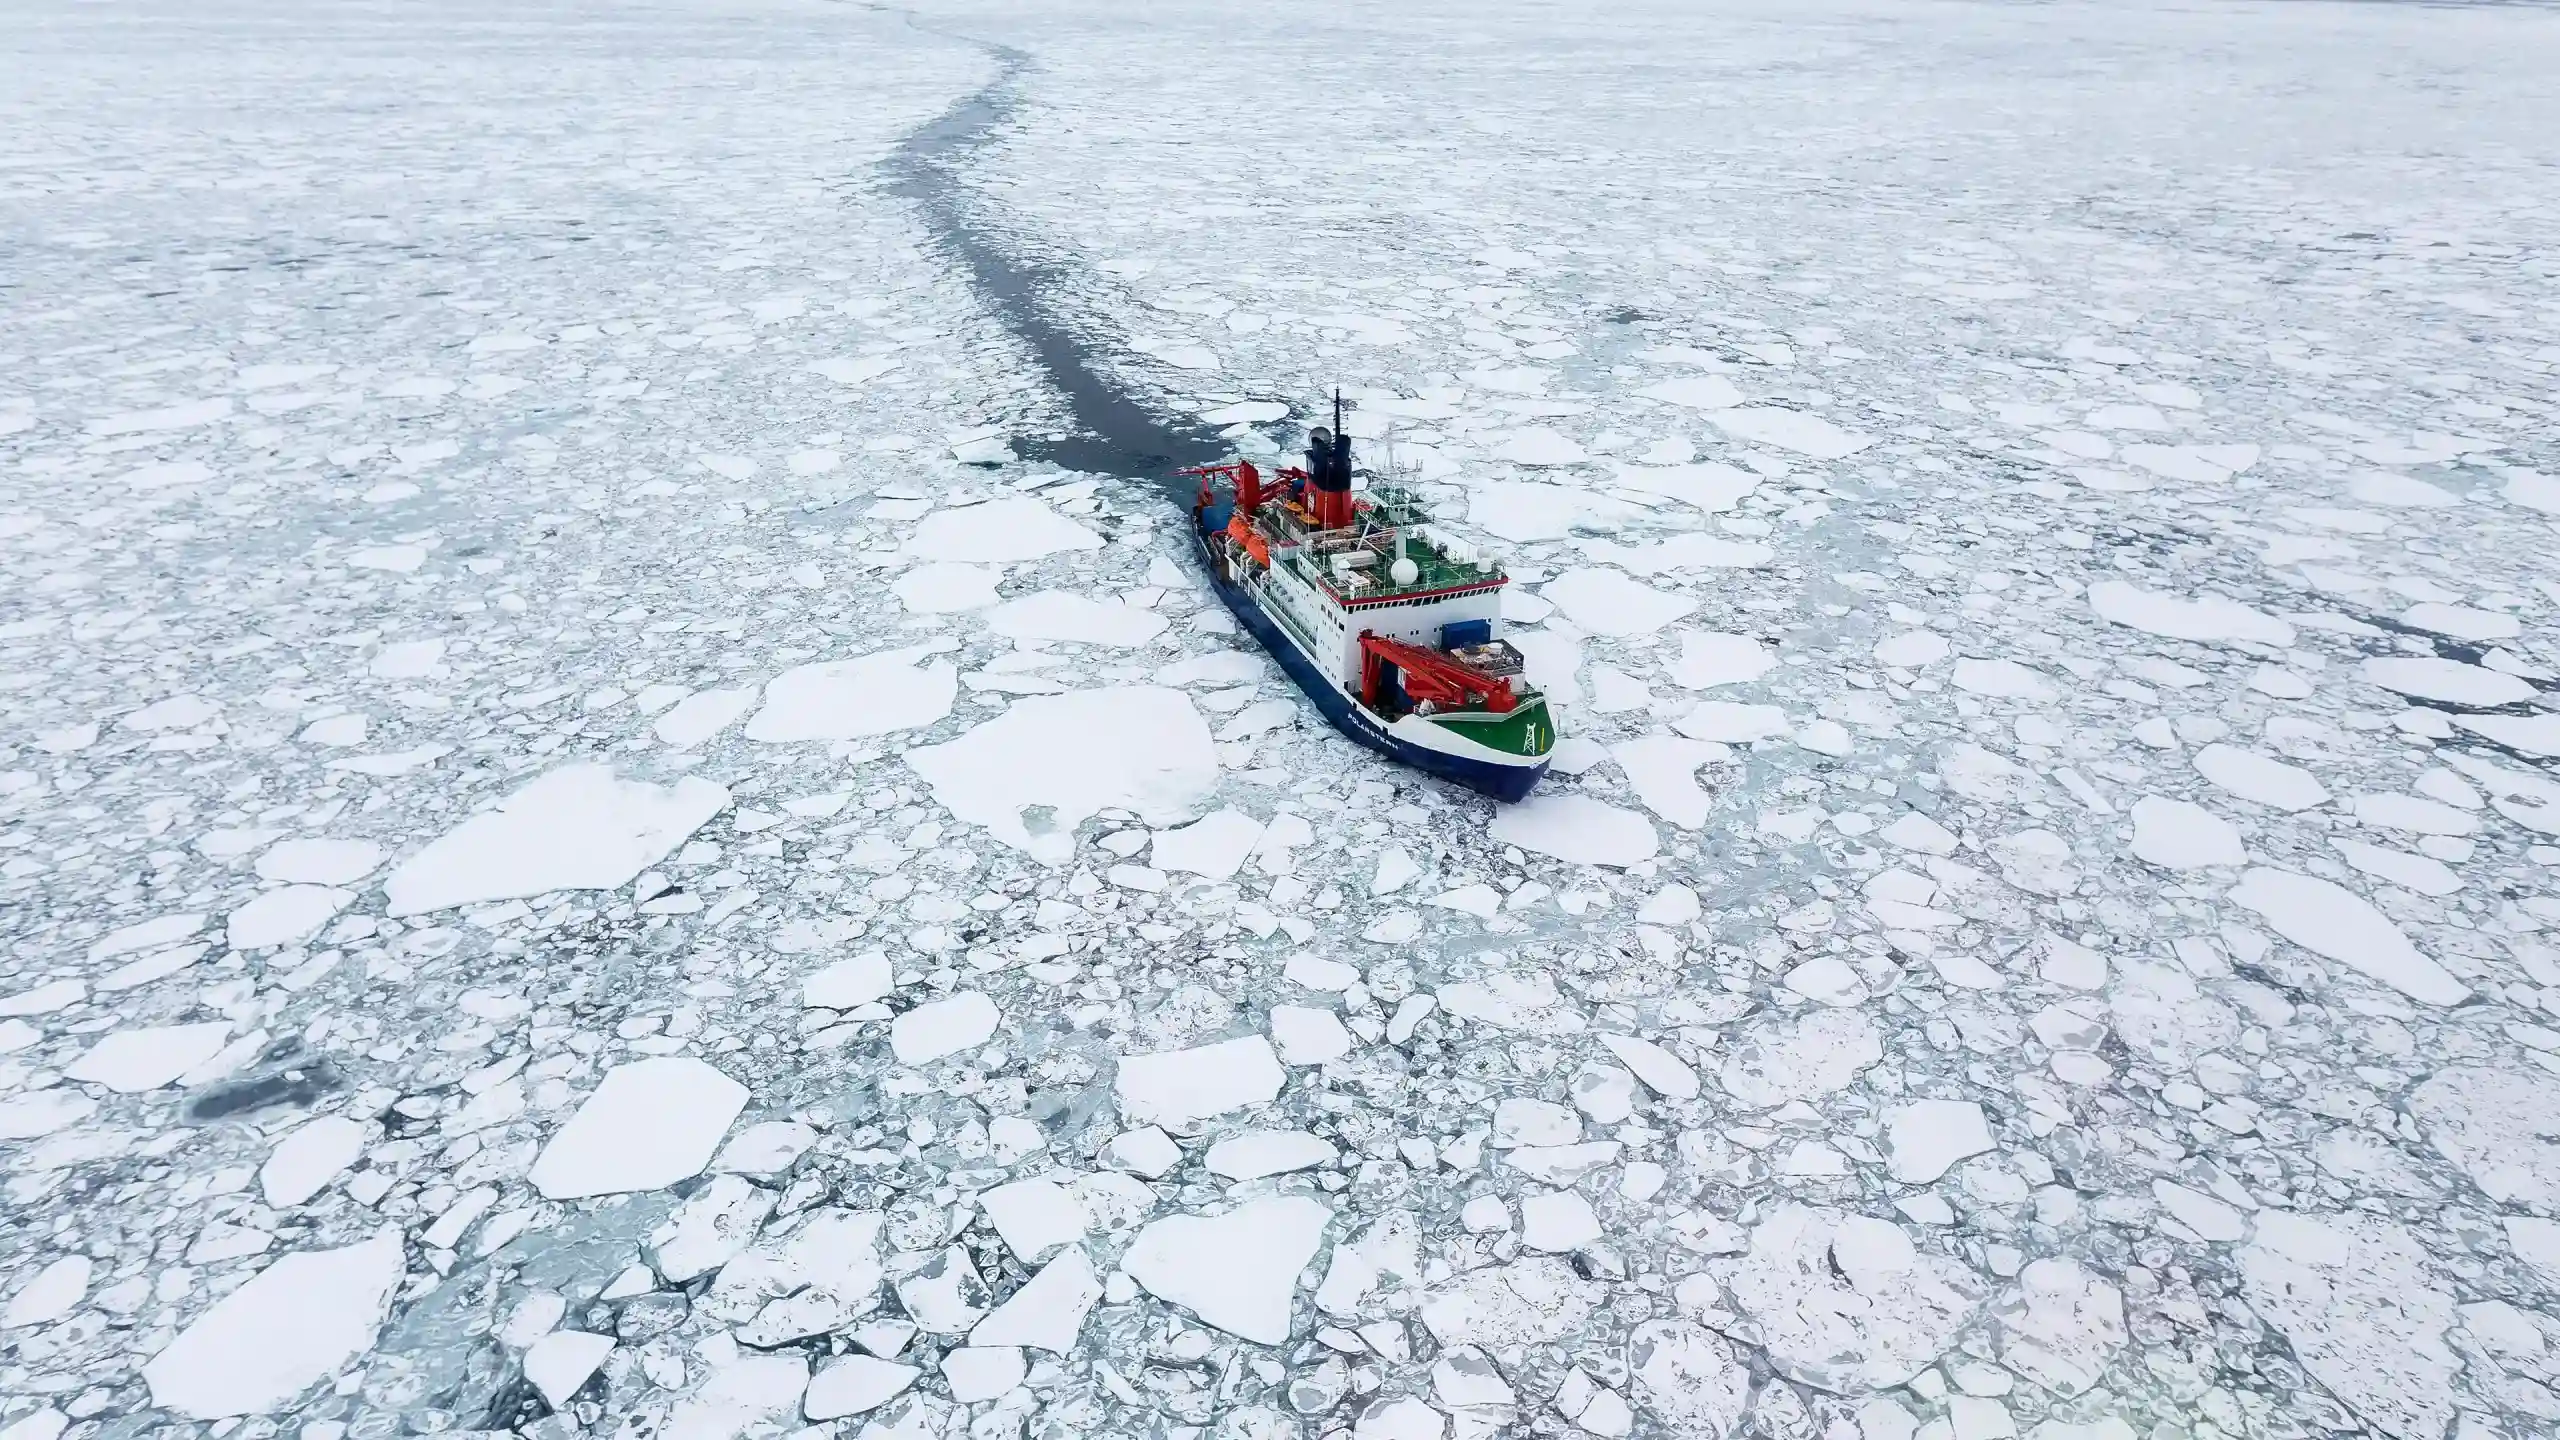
748 643 958 742
2192 745 2329 811
253 838 384 886
2239 1213 2457 1440
1116 1036 1285 1127
2087 581 2295 647
2128 796 2245 868
891 991 1000 1065
1714 1206 1980 1391
905 496 1102 563
142 1229 405 1418
66 1022 229 1091
1708 406 1877 458
907 687 1218 863
1123 1196 1331 1344
528 1056 748 1199
2358 656 2536 708
1539 568 1695 636
1489 794 1659 867
382 764 730 916
261 1116 368 1208
1884 1099 1997 1182
2229 867 2467 1004
227 886 352 949
893 562 1002 612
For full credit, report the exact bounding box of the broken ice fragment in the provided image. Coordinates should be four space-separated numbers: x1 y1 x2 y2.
382 763 729 916
1116 1036 1285 1127
528 1056 748 1200
1884 1099 1996 1182
142 1229 404 1419
747 645 959 741
1123 1196 1331 1345
2229 867 2466 1004
907 687 1219 864
890 991 999 1065
970 1247 1104 1353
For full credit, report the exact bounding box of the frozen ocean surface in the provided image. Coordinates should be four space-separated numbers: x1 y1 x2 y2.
3 0 2560 1436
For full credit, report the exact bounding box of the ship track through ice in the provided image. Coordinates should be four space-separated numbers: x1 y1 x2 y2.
875 17 1556 799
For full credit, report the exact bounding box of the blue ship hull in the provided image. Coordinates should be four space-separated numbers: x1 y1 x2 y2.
1189 518 1547 803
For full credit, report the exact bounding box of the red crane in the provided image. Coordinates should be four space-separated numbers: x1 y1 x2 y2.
1358 634 1517 715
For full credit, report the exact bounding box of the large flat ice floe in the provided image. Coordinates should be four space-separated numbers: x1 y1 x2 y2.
142 1229 405 1418
1123 1196 1331 1344
528 1056 749 1200
746 642 959 742
906 686 1219 863
381 763 730 916
903 495 1103 563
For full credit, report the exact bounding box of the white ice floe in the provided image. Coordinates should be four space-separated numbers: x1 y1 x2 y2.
66 1022 229 1092
142 1229 404 1419
1489 794 1659 868
2333 838 2461 896
893 562 1001 612
1490 426 1588 466
1884 1099 1996 1182
523 1332 616 1411
253 838 383 886
2358 656 2536 708
1607 460 1760 512
1708 406 1877 459
1611 736 1726 829
1600 1033 1699 1100
1270 1006 1354 1065
1539 568 1695 636
261 1116 367 1208
1874 631 1950 668
988 590 1169 647
978 1180 1089 1261
528 1056 748 1199
2239 1213 2458 1440
804 1354 920 1420
1206 1129 1339 1180
1116 1036 1285 1127
748 642 958 742
1674 701 1789 743
383 763 729 915
5 1256 91 1330
2229 867 2467 1004
2087 580 2295 646
2454 712 2560 756
1712 1206 1980 1391
801 950 894 1009
2410 1066 2560 1206
1951 658 2057 701
905 496 1102 563
972 1248 1104 1353
1666 631 1774 688
653 687 756 748
907 687 1218 864
2129 796 2245 868
2192 745 2330 812
1719 1009 1882 1108
1123 1196 1331 1344
1639 375 1744 409
891 991 999 1065
1152 809 1264 879
227 886 352 950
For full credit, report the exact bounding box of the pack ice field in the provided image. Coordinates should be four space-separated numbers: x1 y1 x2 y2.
3 2 2559 1440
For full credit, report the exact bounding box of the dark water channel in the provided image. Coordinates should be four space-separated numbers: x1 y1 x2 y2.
878 23 1227 491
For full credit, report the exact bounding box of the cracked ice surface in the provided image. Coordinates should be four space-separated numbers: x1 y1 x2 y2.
6 0 2560 1439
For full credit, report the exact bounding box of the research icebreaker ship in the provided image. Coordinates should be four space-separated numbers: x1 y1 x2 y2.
1185 398 1556 802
